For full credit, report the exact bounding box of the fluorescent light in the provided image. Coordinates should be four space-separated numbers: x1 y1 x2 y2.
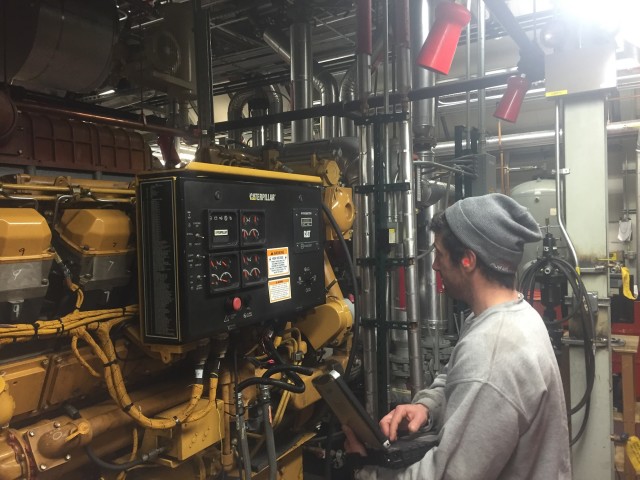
99 89 115 96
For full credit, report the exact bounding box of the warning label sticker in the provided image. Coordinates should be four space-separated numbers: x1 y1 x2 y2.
267 247 290 278
268 278 291 303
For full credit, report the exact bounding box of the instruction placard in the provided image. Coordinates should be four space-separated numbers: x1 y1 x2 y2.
268 277 291 303
267 247 290 278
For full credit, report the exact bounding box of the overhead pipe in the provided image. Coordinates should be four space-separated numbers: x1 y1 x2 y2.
290 20 314 142
227 86 283 144
262 28 338 139
213 72 516 133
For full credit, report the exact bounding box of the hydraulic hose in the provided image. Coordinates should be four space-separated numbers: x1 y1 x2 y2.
259 385 277 480
519 235 595 445
84 444 167 472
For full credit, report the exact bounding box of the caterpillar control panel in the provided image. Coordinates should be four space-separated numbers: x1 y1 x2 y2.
137 163 326 344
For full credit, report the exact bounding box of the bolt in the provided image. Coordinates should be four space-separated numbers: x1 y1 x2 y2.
41 359 49 367
53 422 61 428
214 191 222 200
17 149 23 155
65 454 71 461
28 431 35 437
55 357 63 365
39 464 47 471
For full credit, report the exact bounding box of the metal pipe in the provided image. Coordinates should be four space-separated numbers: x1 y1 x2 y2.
339 65 357 137
477 0 486 153
212 72 516 134
14 101 190 138
396 0 424 394
465 0 472 148
290 21 313 142
192 0 213 147
263 28 337 138
227 86 283 144
635 131 640 286
354 0 377 418
411 0 436 145
554 99 579 268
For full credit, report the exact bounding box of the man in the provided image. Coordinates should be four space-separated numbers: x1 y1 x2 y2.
344 193 571 479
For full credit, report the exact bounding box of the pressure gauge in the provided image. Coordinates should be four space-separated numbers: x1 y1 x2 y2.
208 253 240 293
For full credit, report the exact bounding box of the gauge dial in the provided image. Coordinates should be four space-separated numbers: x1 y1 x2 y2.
208 253 240 293
241 250 267 286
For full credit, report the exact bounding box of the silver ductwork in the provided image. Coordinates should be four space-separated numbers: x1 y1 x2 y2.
227 86 283 144
263 28 338 139
290 21 314 142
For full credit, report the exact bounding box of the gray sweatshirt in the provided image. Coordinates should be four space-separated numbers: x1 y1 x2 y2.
356 295 571 480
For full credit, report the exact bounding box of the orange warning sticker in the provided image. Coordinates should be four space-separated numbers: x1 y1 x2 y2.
267 247 290 278
268 277 291 303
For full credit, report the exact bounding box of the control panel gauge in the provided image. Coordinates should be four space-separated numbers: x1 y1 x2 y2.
240 210 265 246
208 210 238 249
208 253 240 293
241 250 267 286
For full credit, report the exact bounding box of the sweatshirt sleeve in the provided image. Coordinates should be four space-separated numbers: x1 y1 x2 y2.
412 372 447 433
356 379 521 480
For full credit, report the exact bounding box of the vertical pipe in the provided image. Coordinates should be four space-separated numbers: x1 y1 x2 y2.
411 0 436 143
477 0 486 153
290 21 313 142
635 131 640 286
192 0 213 148
354 0 377 418
465 0 472 149
265 85 283 143
397 0 424 394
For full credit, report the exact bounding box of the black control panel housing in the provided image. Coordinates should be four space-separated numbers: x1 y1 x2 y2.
137 171 325 344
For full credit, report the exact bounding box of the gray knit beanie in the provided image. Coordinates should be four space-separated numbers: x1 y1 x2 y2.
445 193 542 274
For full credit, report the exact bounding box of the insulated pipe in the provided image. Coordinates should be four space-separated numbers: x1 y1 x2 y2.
396 0 424 394
635 131 640 287
354 0 378 418
339 66 357 137
262 28 337 139
410 0 436 145
227 86 283 144
477 0 486 152
290 21 313 142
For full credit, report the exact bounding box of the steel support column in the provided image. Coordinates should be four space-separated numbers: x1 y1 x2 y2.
563 96 613 480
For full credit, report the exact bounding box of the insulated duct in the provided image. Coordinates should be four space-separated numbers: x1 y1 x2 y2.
263 28 338 139
227 86 283 144
1 0 117 93
290 21 313 142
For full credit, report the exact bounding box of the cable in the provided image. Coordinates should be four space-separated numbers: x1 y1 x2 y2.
321 202 359 379
519 234 596 445
84 444 166 472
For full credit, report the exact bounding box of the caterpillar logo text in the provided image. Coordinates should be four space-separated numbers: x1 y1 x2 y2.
249 193 276 202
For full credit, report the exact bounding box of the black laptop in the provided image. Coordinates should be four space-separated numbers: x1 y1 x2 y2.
312 370 438 469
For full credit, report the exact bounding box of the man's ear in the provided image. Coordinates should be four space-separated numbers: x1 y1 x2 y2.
461 250 477 270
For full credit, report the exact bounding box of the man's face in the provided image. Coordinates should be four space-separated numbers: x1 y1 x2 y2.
432 233 466 301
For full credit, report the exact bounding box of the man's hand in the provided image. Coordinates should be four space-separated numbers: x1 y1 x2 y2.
343 425 367 457
379 404 429 441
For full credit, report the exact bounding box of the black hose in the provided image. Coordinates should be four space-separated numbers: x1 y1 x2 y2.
321 202 359 379
260 386 277 480
262 364 314 378
519 253 596 445
84 445 166 472
236 375 305 394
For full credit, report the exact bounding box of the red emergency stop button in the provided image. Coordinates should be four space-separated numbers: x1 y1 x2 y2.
231 297 242 311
